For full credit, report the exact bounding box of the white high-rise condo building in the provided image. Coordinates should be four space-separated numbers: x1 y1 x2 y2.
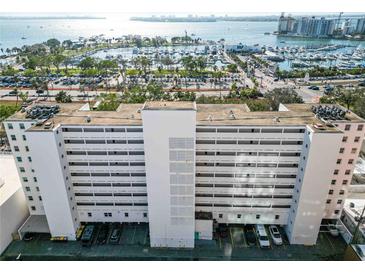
4 102 365 247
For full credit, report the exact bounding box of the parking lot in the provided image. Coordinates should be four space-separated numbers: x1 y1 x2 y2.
1 223 347 261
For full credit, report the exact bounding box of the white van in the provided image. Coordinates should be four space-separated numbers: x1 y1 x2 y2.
255 224 270 248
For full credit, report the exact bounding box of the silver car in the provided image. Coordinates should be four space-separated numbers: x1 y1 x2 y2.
269 225 283 245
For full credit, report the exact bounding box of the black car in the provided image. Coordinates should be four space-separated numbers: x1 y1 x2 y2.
97 224 109 245
23 232 35 241
109 227 122 244
244 225 257 246
218 225 229 238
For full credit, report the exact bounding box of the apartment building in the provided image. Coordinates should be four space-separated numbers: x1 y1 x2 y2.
4 101 364 248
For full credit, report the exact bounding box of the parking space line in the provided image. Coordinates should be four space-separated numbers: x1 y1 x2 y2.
132 226 136 244
241 227 248 248
229 228 234 248
323 232 335 251
143 227 148 245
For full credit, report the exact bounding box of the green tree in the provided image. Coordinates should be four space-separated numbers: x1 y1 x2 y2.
52 54 66 73
264 88 304 110
335 88 359 110
78 57 96 71
97 93 122 111
46 38 61 50
55 91 72 103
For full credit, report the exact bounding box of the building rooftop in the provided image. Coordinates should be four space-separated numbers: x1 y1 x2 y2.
142 101 197 111
283 104 364 123
5 101 364 132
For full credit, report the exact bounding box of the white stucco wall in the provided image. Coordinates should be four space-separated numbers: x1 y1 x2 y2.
286 126 343 245
0 155 29 255
26 128 78 240
142 108 196 248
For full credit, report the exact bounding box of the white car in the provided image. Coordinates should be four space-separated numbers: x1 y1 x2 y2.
255 224 270 248
269 225 283 245
328 224 339 237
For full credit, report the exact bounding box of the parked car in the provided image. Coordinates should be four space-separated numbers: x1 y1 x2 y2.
255 224 270 248
218 225 229 238
268 225 283 245
23 232 35 241
328 224 339 237
81 225 95 246
309 85 320 90
97 224 109 244
109 227 122 244
244 225 257 246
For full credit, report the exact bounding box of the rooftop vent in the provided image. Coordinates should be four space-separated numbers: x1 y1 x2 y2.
273 116 280 122
43 121 53 129
311 105 346 121
313 123 325 130
229 113 236 120
25 105 60 120
207 115 213 121
85 116 91 123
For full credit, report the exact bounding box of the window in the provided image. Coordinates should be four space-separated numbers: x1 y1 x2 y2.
25 187 30 191
8 123 13 129
354 136 360 143
124 213 129 217
16 157 22 162
87 212 92 217
342 136 348 142
348 159 354 164
22 135 26 141
326 199 331 204
237 214 241 219
329 190 334 195
334 210 340 214
31 206 36 211
25 146 29 152
14 146 19 152
334 169 339 175
256 214 260 219
28 196 33 201
36 187 39 191
275 215 280 220
11 135 16 141
351 148 357 154
22 177 28 182
28 157 32 162
339 190 345 195
339 148 345 154
344 124 351 131
345 170 351 175
39 196 42 201
342 180 348 185
33 177 37 182
143 213 148 218
331 180 336 185
357 125 363 131
218 214 223 218
19 123 25 129
20 167 25 173
336 159 342 164
337 200 343 204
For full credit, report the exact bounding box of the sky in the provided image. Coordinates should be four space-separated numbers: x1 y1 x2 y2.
1 0 365 14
